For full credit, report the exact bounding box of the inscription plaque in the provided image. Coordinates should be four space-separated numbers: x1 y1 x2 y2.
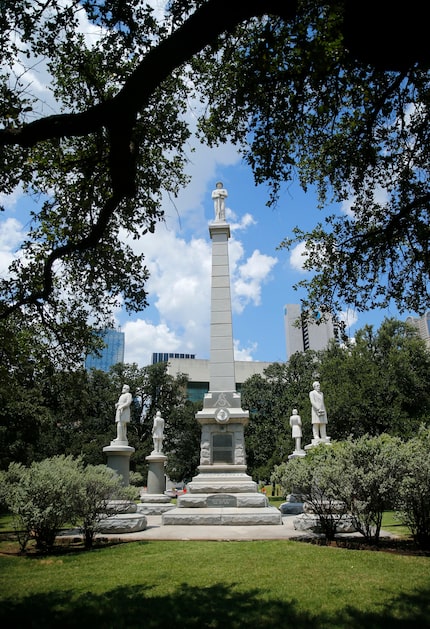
207 494 237 507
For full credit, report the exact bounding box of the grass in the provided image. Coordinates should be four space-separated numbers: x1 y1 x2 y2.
0 513 429 628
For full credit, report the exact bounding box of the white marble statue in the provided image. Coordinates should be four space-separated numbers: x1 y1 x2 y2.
289 408 303 452
114 384 132 443
309 381 330 443
152 410 165 454
211 181 228 221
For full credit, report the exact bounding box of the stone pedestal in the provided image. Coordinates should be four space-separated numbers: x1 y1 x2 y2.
288 449 306 460
139 453 175 515
279 493 305 515
103 442 135 485
146 453 167 494
305 437 332 450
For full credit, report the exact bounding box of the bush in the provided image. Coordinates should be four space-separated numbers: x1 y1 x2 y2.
340 434 406 544
272 444 350 541
272 435 408 544
3 455 135 552
4 455 82 551
73 465 135 549
397 425 430 549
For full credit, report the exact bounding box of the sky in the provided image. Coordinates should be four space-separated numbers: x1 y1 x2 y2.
0 1 416 369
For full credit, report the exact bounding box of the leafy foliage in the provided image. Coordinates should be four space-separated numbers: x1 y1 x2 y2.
272 443 351 541
164 399 202 482
321 319 430 439
339 434 406 544
4 455 83 551
242 318 429 473
397 426 430 549
0 0 429 363
72 463 135 549
196 0 430 315
242 352 319 478
272 434 410 545
3 454 134 551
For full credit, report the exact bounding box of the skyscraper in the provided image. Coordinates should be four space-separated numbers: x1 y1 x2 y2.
284 304 340 359
85 328 125 371
405 311 430 350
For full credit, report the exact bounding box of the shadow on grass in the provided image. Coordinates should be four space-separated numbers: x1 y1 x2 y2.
1 581 429 628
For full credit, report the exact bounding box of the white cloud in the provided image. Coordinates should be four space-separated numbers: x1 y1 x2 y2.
123 319 183 366
338 307 358 329
232 249 278 314
230 212 256 231
233 339 257 361
341 186 389 218
289 241 309 272
0 217 25 275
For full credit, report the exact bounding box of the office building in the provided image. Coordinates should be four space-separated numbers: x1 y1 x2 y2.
165 357 272 402
85 328 125 371
405 311 430 350
284 304 340 359
152 352 196 364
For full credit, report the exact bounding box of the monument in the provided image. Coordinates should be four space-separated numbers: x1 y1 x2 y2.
288 409 306 459
163 183 281 525
138 411 175 515
305 381 331 449
103 384 135 485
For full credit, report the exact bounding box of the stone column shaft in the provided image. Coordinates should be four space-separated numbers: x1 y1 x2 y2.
209 223 235 392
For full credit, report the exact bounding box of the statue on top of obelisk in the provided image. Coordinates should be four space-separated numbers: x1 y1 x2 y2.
211 181 228 221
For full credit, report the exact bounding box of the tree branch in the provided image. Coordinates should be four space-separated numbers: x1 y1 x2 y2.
0 0 297 147
0 0 298 316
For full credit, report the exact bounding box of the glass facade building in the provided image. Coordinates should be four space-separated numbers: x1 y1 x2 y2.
85 329 125 371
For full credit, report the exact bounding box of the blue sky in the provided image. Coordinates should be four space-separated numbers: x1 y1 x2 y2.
0 1 414 368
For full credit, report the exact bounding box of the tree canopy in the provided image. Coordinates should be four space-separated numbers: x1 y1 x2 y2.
0 0 429 358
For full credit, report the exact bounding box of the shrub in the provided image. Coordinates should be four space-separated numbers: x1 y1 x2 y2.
4 455 82 551
272 435 408 544
272 444 350 541
73 465 135 549
397 425 430 549
340 434 407 544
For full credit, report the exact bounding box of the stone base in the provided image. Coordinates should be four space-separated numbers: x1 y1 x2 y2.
288 450 306 460
137 502 176 515
293 513 357 534
163 506 282 526
103 444 135 486
279 501 304 515
140 493 171 503
305 438 332 450
187 466 257 494
98 513 147 534
177 492 268 509
162 465 282 526
137 493 175 515
105 500 137 514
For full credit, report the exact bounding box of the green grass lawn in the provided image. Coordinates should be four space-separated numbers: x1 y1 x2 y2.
0 521 429 628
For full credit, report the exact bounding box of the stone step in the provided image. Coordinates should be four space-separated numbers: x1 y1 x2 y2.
177 492 268 509
162 507 282 526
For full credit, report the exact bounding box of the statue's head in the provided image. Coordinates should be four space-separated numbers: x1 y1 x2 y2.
216 181 223 189
312 381 320 390
122 384 130 392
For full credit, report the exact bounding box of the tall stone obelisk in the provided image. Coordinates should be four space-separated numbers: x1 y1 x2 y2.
163 183 281 525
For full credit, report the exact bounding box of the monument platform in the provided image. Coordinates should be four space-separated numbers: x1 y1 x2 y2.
163 506 282 526
162 466 282 526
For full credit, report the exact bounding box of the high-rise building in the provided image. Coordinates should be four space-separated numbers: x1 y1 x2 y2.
85 328 125 371
284 304 340 359
405 311 430 350
152 352 196 364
